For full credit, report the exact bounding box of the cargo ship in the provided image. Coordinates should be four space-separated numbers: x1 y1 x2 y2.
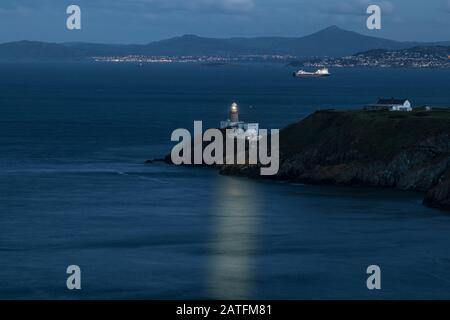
293 67 330 77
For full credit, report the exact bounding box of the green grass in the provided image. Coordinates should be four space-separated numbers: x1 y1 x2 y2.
280 108 450 161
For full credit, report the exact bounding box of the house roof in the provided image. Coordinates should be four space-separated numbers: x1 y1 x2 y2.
376 98 409 105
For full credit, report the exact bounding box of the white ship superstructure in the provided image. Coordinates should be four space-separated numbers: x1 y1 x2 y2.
293 67 330 77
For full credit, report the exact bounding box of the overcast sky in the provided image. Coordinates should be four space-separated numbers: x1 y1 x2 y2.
0 0 449 43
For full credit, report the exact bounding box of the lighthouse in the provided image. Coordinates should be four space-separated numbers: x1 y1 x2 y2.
220 102 260 140
230 103 239 123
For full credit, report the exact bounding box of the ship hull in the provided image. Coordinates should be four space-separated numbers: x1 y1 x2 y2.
293 73 330 78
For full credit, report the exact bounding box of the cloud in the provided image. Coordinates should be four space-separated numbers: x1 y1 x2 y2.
317 0 394 16
0 0 255 15
0 1 40 16
143 0 255 14
195 0 255 13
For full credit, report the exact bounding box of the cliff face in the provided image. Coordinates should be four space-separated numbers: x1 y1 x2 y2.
219 109 450 211
423 170 450 210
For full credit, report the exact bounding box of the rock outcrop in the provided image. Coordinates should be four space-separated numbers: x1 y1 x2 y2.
423 169 450 210
218 109 450 211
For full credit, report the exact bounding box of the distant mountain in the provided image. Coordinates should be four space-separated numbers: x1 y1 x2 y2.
0 41 84 61
62 42 142 56
96 26 419 57
0 26 449 61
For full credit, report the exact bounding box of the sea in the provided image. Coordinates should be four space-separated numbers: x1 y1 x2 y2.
1 63 450 299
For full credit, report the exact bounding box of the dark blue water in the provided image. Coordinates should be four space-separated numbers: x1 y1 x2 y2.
1 63 450 299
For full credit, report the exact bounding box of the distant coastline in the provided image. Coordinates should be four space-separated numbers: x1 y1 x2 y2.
289 46 450 69
1 26 449 65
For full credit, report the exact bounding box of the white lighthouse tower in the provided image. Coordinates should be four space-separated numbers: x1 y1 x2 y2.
220 102 260 140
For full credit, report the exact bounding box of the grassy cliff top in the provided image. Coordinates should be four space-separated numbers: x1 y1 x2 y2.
281 108 450 161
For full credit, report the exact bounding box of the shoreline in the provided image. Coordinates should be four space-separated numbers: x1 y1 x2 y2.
153 108 450 211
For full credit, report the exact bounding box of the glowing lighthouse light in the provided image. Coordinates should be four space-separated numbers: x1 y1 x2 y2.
230 102 239 123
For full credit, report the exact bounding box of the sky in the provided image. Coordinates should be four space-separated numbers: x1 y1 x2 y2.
0 0 449 43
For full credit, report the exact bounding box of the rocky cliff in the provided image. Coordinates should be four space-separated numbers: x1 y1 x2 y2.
219 109 450 211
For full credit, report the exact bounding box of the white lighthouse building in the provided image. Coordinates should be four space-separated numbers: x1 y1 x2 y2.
220 103 259 140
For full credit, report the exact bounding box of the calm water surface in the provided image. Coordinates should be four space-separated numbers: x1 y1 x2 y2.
1 63 450 299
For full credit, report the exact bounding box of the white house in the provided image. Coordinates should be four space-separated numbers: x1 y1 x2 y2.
376 98 412 112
